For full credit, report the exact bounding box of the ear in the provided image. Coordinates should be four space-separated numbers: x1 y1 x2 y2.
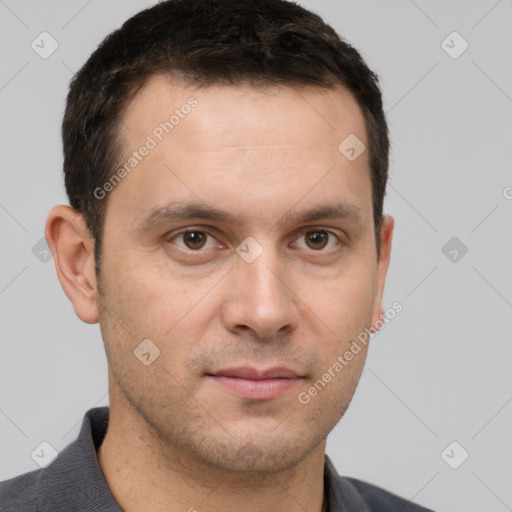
370 215 394 328
45 205 99 324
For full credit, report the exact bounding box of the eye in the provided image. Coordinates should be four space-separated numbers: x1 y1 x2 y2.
293 229 339 251
171 230 217 251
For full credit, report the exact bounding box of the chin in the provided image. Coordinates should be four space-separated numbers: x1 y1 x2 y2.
186 427 325 476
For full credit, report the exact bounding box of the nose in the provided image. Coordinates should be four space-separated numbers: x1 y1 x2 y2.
219 243 300 339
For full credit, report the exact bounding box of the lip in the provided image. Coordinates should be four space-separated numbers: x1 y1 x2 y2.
210 366 302 379
206 366 304 400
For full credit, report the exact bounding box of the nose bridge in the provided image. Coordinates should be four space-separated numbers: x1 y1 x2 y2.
239 238 287 308
222 237 299 337
245 251 283 304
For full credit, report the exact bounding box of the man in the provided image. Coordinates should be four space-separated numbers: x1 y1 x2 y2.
0 0 433 510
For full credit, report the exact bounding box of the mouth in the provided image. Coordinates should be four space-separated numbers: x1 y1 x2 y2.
205 366 305 401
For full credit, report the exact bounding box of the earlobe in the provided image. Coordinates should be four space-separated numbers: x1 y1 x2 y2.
45 205 99 324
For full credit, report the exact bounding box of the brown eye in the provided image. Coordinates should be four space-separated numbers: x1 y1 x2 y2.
182 231 208 250
304 230 329 250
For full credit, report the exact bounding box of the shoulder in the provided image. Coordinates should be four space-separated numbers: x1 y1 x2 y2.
325 455 435 511
0 468 42 511
0 407 112 512
344 476 435 512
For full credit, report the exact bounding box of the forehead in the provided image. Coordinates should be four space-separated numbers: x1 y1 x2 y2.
121 75 367 150
110 75 372 226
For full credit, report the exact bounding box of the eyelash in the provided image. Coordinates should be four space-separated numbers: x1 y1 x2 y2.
167 228 342 253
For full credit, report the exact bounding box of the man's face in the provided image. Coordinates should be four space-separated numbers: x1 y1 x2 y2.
95 76 392 473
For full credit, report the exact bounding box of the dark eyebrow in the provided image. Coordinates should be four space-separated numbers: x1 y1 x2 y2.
135 202 237 230
134 201 365 231
277 203 365 227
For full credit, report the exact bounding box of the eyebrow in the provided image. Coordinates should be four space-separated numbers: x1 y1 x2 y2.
279 203 364 227
135 201 365 231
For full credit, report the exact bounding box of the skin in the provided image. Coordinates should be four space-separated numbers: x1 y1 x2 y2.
46 76 393 512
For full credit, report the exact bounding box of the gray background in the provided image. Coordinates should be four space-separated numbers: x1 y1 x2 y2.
1 1 511 511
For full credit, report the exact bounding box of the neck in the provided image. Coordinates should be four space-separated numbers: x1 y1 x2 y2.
97 402 327 512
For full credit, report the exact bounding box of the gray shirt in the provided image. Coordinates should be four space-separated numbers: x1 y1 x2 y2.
0 407 433 511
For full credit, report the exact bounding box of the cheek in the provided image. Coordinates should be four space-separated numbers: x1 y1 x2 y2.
308 263 377 336
98 253 222 375
301 261 376 389
101 254 190 330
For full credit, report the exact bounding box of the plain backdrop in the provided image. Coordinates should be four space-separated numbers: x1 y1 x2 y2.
1 1 511 511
